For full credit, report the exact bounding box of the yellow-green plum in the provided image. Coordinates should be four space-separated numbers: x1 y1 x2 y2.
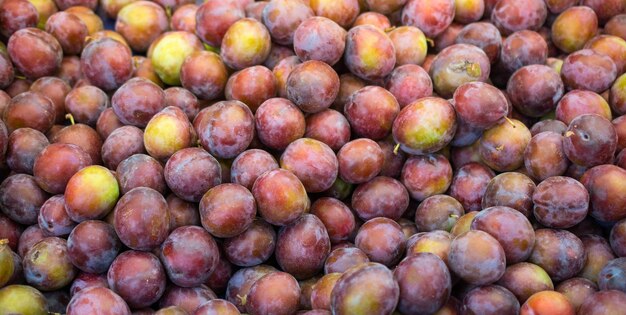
0 240 14 288
23 237 76 291
392 97 457 155
28 0 58 29
115 1 169 53
149 31 204 86
144 106 194 161
344 25 396 81
0 285 48 315
388 26 427 66
220 18 272 70
64 165 120 222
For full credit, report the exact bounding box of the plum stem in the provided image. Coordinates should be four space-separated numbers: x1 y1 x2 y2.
564 131 574 137
426 38 435 47
504 117 516 128
393 143 401 155
65 113 75 125
237 294 247 306
14 75 26 80
384 26 396 33
0 239 8 246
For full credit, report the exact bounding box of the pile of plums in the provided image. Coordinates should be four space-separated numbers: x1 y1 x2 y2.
1 0 626 314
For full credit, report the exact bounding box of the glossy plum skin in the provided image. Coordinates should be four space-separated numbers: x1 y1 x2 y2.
309 198 355 244
304 109 350 152
164 147 222 203
561 49 617 93
107 250 166 309
507 65 563 118
70 273 110 297
471 206 535 264
6 128 48 175
551 6 598 53
393 97 457 155
159 285 217 313
230 149 278 190
610 219 626 257
581 165 626 223
491 0 547 35
401 154 452 202
286 60 339 114
394 253 451 315
111 77 166 128
245 271 300 315
0 174 50 225
351 176 409 222
524 132 569 181
402 0 454 38
324 247 369 275
564 114 617 168
116 154 166 195
252 169 308 226
221 18 272 70
23 236 76 291
194 100 254 160
143 106 194 161
449 162 495 212
223 219 275 267
33 143 92 195
101 126 145 171
280 138 338 193
413 195 463 232
345 86 399 141
180 51 228 101
454 82 508 130
355 217 405 267
520 291 575 315
331 262 399 315
113 187 170 251
8 28 62 80
4 91 56 134
337 138 384 185
276 214 331 280
482 172 535 217
344 25 396 81
226 67 276 114
479 118 531 172
160 226 220 287
262 0 313 46
255 98 305 151
293 16 345 66
385 64 432 109
578 290 626 315
449 230 506 285
529 229 585 282
80 38 133 91
497 262 554 303
200 182 255 239
532 176 589 228
66 287 131 315
461 285 521 315
37 195 75 236
428 44 490 98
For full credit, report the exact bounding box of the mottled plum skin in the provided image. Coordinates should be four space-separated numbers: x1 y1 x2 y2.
479 118 531 172
323 246 368 274
569 115 619 169
52 123 103 165
524 132 569 181
0 214 21 252
355 217 405 267
449 230 506 285
555 278 597 311
273 56 301 98
610 219 626 257
7 28 62 80
70 272 109 297
520 291 574 315
30 76 71 125
38 195 75 236
529 229 585 282
337 138 384 184
401 0 454 38
195 299 239 315
111 78 166 128
332 74 365 112
377 139 406 179
263 45 294 70
331 262 399 315
471 206 535 264
578 290 626 315
597 257 626 293
115 1 168 53
388 26 427 66
67 287 131 315
455 22 502 64
4 91 55 134
0 174 49 225
482 172 535 217
18 225 47 258
246 271 300 315
507 65 563 118
230 149 278 190
461 285 520 315
286 60 339 114
351 176 409 221
164 87 199 121
225 265 277 312
113 187 170 251
33 143 91 194
532 176 588 228
107 251 166 309
406 231 453 264
255 98 305 151
352 11 390 29
500 31 548 75
345 86 399 140
497 263 554 303
23 237 76 291
309 273 340 310
0 0 38 37
401 154 452 202
490 0 547 35
581 165 626 223
428 44 491 98
159 285 217 313
344 25 396 81
96 108 124 140
551 6 598 53
44 12 88 56
165 147 222 202
561 49 617 93
80 38 133 91
221 18 271 70
393 97 457 154
223 219 276 267
449 162 495 212
195 1 243 47
394 254 451 315
280 138 338 193
226 67 275 114
606 14 626 41
385 65 432 109
579 235 616 284
166 195 200 229
200 183 256 238
454 82 508 130
116 154 166 195
252 169 308 226
144 106 194 161
204 252 233 295
65 85 109 127
194 100 254 160
101 126 145 170
180 51 228 101
160 226 220 287
293 16 345 66
304 110 350 152
276 214 330 280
